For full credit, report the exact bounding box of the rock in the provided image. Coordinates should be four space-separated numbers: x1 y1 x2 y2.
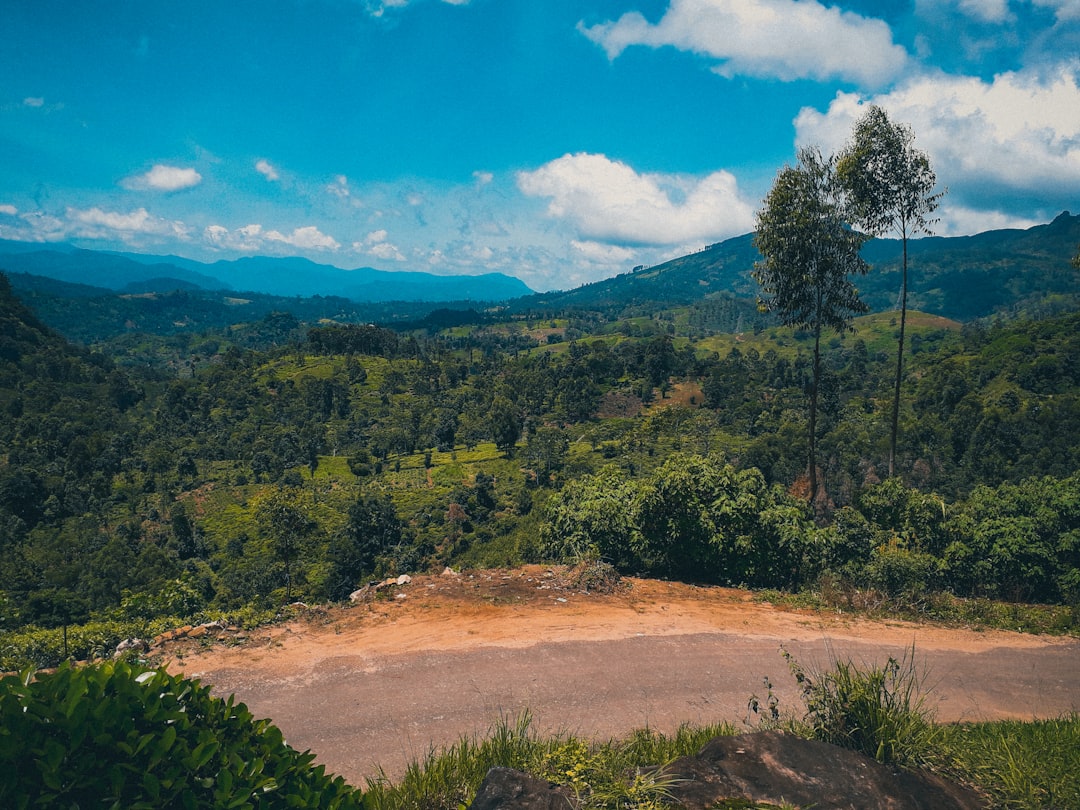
664 731 985 810
113 638 149 658
468 767 573 810
395 574 412 586
467 733 985 810
442 566 460 577
349 587 369 602
186 625 208 639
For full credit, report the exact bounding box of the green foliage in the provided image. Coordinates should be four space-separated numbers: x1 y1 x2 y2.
542 454 816 587
0 661 363 808
753 145 869 503
364 712 734 810
752 646 939 768
940 715 1080 810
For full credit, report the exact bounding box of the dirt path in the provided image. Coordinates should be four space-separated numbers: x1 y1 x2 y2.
166 568 1080 787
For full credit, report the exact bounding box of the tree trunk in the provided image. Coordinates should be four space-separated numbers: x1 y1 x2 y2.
809 311 822 506
888 227 909 478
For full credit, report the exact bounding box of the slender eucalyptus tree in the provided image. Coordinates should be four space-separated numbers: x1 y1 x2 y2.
837 105 944 478
753 146 869 506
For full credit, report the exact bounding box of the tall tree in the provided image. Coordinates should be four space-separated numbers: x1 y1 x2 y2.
753 146 869 506
837 105 944 478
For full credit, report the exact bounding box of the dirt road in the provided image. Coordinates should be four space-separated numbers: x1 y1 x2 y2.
167 568 1080 787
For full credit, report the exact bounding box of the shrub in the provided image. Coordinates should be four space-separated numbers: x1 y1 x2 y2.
0 661 363 808
785 646 938 767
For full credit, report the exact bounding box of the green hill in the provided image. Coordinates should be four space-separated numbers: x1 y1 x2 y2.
516 212 1080 321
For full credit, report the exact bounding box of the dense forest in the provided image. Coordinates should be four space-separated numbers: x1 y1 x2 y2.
2 214 1080 669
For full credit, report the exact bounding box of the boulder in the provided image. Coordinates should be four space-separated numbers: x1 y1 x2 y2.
469 767 573 810
466 732 986 810
664 731 985 810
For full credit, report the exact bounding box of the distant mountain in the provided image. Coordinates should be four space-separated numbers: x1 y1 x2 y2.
0 241 534 303
200 255 533 302
516 212 1080 322
0 243 226 291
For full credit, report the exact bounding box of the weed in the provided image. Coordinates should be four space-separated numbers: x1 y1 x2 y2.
750 645 939 767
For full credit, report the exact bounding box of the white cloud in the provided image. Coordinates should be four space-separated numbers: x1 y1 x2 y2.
794 65 1080 225
935 205 1044 236
355 228 406 261
1 206 192 246
364 0 469 15
580 0 908 86
67 206 190 241
205 223 340 252
23 97 44 108
922 0 1014 23
472 170 494 186
122 164 202 192
327 175 351 198
571 240 639 265
266 225 340 250
517 152 755 246
255 159 279 181
956 0 1012 22
1032 0 1080 21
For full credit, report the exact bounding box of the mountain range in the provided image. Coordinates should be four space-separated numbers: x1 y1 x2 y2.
0 241 534 303
2 212 1078 340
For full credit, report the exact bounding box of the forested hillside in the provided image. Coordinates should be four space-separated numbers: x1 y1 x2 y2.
520 211 1080 321
2 256 1079 668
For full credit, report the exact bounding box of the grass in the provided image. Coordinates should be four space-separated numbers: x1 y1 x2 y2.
757 585 1080 638
362 713 741 810
939 716 1080 809
361 653 1080 809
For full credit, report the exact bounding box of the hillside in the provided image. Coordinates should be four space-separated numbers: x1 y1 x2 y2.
516 212 1080 321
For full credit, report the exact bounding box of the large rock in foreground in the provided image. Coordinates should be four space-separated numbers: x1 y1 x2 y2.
469 731 986 809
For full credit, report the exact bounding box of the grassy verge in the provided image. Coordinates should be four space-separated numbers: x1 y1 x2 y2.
364 652 1080 810
756 586 1080 637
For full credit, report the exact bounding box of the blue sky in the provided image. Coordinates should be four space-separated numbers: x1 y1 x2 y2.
2 0 1078 291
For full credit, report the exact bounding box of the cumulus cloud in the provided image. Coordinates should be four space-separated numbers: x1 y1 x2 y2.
122 164 202 192
67 206 190 241
0 206 189 245
1032 0 1080 21
580 0 908 86
255 159 279 181
472 170 494 186
794 65 1080 230
517 152 755 246
920 0 1014 23
355 228 406 261
205 223 340 252
955 0 1013 23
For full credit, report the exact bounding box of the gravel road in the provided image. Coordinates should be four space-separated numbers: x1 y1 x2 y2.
169 569 1080 787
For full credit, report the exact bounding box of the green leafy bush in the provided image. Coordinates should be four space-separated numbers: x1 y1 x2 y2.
0 661 363 809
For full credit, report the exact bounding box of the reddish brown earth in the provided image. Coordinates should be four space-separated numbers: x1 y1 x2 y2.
165 567 1080 788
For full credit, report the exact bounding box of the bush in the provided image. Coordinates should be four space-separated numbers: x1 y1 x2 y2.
798 647 938 767
752 646 938 767
0 661 363 808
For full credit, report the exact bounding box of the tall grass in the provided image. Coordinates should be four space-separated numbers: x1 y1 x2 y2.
362 687 1079 809
361 712 739 810
939 715 1080 810
779 645 940 767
